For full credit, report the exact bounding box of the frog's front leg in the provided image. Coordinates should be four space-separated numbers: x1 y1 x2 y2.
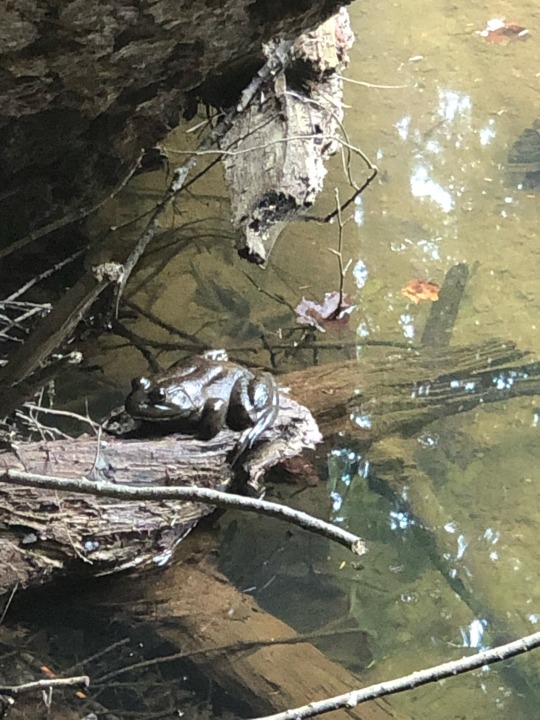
196 397 229 440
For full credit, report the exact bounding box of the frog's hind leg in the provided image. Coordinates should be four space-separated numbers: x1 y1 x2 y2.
197 398 228 440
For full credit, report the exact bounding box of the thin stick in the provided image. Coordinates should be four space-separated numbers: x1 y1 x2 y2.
329 188 349 312
4 469 367 557
338 75 412 89
0 583 18 626
253 630 540 720
95 627 363 684
5 249 85 303
0 675 89 697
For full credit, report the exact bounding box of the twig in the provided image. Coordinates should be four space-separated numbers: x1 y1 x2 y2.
21 404 100 433
4 469 367 556
0 675 89 697
328 188 352 314
252 629 540 720
338 75 412 89
319 164 377 224
95 628 362 684
5 249 85 303
167 133 368 159
0 583 18 626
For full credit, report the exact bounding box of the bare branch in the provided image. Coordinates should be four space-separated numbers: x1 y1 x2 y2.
0 675 89 697
253 630 540 720
4 469 366 556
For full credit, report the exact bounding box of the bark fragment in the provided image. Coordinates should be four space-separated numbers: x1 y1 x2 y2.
222 10 354 263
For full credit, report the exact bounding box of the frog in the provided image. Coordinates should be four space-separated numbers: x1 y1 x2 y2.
124 350 279 456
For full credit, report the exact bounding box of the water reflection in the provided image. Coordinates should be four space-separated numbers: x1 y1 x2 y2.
410 164 455 212
461 617 488 648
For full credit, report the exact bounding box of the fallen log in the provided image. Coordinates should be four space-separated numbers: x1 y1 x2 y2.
2 339 540 596
0 392 320 595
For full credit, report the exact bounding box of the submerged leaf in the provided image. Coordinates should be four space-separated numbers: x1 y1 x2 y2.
478 18 529 44
295 291 356 333
401 279 440 304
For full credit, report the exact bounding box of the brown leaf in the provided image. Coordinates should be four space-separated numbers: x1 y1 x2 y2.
479 18 529 44
401 279 440 304
280 456 320 486
295 291 356 333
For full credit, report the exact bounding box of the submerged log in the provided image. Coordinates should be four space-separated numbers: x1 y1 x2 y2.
284 340 540 439
94 528 404 720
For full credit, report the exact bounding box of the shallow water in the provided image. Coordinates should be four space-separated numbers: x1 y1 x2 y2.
7 1 540 718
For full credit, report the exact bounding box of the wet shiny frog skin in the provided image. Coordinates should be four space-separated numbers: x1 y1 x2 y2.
125 350 279 451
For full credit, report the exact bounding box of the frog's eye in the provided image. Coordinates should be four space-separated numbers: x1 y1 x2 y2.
131 377 151 392
149 387 166 403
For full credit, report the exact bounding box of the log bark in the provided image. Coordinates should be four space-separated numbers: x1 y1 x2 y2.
0 391 319 594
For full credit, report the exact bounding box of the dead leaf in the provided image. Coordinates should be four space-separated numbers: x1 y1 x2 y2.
479 18 529 44
280 456 320 486
401 279 440 304
295 291 356 333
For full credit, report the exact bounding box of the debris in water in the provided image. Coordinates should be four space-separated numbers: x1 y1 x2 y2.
295 291 356 332
401 279 440 304
478 18 529 44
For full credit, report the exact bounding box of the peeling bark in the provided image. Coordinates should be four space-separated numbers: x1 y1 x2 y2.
222 10 354 263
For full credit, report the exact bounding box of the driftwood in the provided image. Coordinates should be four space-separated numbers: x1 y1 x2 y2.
222 10 354 264
0 393 319 595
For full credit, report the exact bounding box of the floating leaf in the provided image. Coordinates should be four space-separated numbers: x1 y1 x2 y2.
401 279 440 304
295 291 356 333
478 18 529 44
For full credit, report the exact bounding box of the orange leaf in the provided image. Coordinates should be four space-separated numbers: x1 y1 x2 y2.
401 279 440 304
